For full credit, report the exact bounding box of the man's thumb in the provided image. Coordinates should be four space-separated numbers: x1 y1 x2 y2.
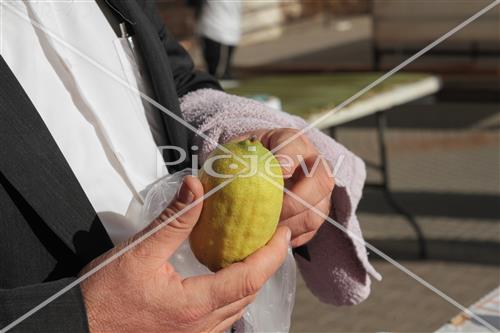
131 175 204 266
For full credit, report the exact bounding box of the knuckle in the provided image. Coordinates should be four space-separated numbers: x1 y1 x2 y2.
160 207 178 222
148 217 165 230
281 197 300 215
179 309 204 324
292 131 313 149
314 163 334 193
280 128 308 147
302 213 323 232
294 131 309 146
208 278 229 310
320 176 335 195
242 273 261 297
166 200 186 215
301 218 314 232
162 207 193 232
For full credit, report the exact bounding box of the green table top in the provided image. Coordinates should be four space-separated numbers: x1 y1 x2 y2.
227 72 433 118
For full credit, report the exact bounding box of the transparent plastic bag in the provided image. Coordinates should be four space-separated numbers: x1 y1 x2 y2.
140 169 296 332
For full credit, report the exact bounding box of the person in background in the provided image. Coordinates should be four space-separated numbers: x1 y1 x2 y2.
196 0 242 86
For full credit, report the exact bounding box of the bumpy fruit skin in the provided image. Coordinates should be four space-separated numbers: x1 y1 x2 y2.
189 139 284 272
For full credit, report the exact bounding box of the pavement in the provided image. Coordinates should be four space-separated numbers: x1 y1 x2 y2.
292 261 499 332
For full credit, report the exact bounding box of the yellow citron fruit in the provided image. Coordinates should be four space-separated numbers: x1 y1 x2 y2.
189 138 284 272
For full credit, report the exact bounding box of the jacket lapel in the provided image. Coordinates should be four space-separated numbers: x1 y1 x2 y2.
105 0 190 171
0 57 113 265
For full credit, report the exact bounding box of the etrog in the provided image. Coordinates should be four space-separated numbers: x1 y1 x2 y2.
189 138 284 272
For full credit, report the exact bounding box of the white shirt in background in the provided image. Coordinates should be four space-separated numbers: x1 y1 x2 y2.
2 1 169 244
198 1 242 46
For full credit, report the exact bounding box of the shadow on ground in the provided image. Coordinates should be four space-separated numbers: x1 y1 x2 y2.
368 239 500 266
360 189 500 220
359 185 499 266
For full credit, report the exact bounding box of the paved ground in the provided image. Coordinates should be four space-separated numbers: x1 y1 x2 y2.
292 260 499 332
289 78 500 332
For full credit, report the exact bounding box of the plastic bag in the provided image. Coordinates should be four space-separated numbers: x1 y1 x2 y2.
140 169 296 332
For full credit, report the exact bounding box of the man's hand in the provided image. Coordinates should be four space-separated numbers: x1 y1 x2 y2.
80 176 290 332
231 129 334 248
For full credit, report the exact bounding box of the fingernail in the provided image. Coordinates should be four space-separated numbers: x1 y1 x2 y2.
178 178 195 204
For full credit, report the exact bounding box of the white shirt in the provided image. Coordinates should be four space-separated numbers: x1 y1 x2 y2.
198 1 242 46
1 1 169 244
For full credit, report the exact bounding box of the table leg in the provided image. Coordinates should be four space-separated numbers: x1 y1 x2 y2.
375 111 428 259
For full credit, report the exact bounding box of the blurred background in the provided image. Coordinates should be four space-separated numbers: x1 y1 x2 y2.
159 0 499 331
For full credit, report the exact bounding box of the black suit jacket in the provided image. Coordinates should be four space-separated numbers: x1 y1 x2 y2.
0 1 220 331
